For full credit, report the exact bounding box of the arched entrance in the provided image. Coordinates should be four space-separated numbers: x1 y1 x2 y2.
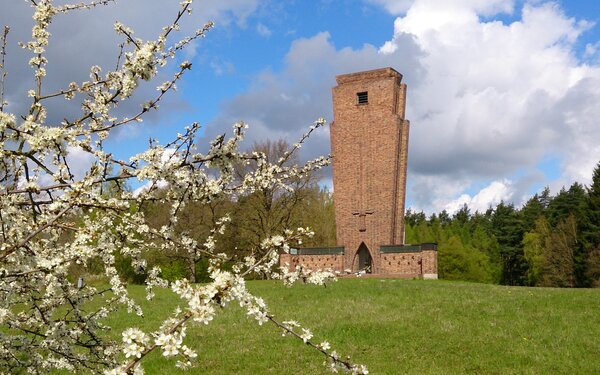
354 242 372 273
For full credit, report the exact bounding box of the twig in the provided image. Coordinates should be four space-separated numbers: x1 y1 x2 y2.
267 315 356 372
0 26 9 112
0 204 73 261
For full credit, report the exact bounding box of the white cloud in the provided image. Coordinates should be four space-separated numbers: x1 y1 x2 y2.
256 22 272 37
25 146 97 196
201 30 423 158
201 0 600 214
210 58 236 76
443 180 514 214
367 0 414 15
368 0 514 17
0 0 260 136
133 180 169 197
380 0 600 212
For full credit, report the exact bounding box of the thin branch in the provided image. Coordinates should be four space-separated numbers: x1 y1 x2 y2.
0 204 73 261
54 0 115 13
267 315 356 372
0 26 9 112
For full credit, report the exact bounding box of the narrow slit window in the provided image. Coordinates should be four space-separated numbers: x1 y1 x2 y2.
357 91 368 104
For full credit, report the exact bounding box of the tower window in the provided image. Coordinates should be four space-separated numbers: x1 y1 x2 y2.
356 91 368 104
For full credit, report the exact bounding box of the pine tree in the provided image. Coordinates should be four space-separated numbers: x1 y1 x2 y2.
539 186 552 209
522 216 550 286
453 203 471 225
439 210 451 226
521 193 546 232
539 215 578 287
585 245 600 287
547 183 589 286
547 183 587 226
585 161 600 249
491 202 527 285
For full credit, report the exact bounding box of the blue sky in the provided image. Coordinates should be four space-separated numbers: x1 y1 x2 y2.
2 0 600 213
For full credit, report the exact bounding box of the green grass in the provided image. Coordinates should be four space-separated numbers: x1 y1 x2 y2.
98 279 600 374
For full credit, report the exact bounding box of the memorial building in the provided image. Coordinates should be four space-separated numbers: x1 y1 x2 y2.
280 68 437 278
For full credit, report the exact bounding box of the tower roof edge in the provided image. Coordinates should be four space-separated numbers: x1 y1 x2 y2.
335 67 402 85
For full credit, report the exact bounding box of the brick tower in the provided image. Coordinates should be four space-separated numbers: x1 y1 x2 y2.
330 67 410 273
280 67 437 279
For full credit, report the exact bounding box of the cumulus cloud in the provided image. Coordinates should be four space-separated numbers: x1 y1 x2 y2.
368 0 514 17
198 2 594 211
200 30 423 163
0 0 259 137
378 0 600 212
17 1 593 214
26 146 97 195
442 180 514 214
200 0 600 214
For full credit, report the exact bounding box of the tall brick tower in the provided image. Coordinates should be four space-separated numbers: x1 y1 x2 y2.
330 67 410 273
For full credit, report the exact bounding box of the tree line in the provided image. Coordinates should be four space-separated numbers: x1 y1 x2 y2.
405 162 600 287
114 148 600 288
113 140 337 283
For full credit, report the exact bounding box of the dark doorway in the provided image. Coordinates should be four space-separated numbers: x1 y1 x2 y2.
356 242 372 273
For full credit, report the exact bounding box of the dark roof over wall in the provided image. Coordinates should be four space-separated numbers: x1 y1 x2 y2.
380 243 438 253
290 247 345 255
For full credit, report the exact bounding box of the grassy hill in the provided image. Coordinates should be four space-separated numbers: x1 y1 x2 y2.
104 279 600 374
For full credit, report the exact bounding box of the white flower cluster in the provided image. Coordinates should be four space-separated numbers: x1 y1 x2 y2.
279 263 338 286
122 328 148 359
0 1 368 374
327 353 370 375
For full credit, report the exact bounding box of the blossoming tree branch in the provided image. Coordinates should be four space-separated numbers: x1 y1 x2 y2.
0 0 368 374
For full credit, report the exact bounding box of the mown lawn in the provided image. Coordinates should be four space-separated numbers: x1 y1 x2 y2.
97 278 600 374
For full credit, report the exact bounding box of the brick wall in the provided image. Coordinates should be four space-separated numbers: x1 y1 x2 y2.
281 249 437 278
279 68 438 279
330 67 409 272
279 253 344 271
379 252 422 275
421 250 438 278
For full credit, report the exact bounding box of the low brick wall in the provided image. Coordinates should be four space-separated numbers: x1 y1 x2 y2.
379 252 423 274
280 243 437 278
280 253 344 271
280 247 345 271
421 250 438 276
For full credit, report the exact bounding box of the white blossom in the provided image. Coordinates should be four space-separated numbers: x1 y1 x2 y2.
0 1 365 373
300 328 313 343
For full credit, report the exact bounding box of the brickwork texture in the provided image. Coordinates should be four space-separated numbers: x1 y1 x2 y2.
331 67 410 273
281 67 437 278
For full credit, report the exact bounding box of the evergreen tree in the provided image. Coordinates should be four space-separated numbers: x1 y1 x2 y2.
453 203 471 225
405 209 426 226
404 223 418 244
521 193 546 232
539 215 578 287
585 162 600 249
414 220 435 243
547 183 589 286
522 216 550 286
547 183 587 226
471 223 502 283
439 210 451 226
585 245 600 287
491 202 527 285
539 186 552 209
